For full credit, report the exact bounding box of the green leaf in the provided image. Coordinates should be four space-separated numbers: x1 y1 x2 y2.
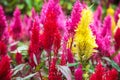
67 62 79 67
57 65 72 80
102 57 120 72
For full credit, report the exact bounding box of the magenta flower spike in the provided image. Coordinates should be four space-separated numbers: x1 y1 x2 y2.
66 0 83 34
0 6 7 40
11 7 22 40
74 65 83 80
0 41 7 58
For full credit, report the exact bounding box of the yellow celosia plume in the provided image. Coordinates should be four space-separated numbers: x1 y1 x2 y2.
72 8 97 61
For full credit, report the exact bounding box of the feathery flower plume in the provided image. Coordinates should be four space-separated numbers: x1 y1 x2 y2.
96 15 112 56
90 62 118 80
42 0 61 53
66 0 83 34
48 58 62 80
114 15 120 50
0 41 7 57
28 21 42 67
0 56 12 80
74 65 83 80
72 8 97 60
0 6 7 40
11 7 22 40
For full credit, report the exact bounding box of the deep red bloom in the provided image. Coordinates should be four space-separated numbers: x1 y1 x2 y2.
60 53 66 65
53 31 61 55
42 0 61 52
28 21 43 67
114 27 120 50
74 65 83 80
90 62 105 80
0 56 12 80
11 7 22 40
0 41 7 57
49 58 62 80
15 52 23 64
103 69 118 80
90 62 118 80
0 6 7 40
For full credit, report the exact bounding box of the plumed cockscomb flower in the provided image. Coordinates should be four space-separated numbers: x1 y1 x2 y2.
28 21 42 67
74 65 83 80
66 0 83 34
0 41 7 57
15 52 23 64
90 62 105 80
49 58 62 80
114 15 120 50
0 6 7 40
94 5 102 20
96 16 112 56
42 0 61 53
104 68 118 80
90 62 118 80
53 31 61 55
114 27 120 50
90 5 102 35
0 55 12 80
11 7 22 40
72 8 97 61
60 53 66 65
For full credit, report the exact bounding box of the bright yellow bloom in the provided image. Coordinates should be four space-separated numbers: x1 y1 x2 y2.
107 6 116 35
72 8 97 61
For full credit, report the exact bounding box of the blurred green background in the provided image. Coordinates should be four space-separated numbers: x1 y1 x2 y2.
0 0 119 16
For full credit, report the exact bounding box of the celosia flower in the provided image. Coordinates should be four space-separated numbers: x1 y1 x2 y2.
0 55 12 80
15 52 23 64
90 62 105 80
49 58 62 80
0 41 7 57
72 8 97 60
42 0 61 53
94 5 102 20
90 62 118 80
91 5 102 35
53 31 61 55
96 16 112 56
0 6 7 40
28 21 42 67
114 27 120 50
104 68 118 80
11 7 22 40
60 53 66 65
74 65 83 80
66 0 83 34
67 49 74 65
